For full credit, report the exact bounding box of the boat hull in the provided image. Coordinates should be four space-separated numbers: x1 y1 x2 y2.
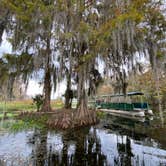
99 109 145 117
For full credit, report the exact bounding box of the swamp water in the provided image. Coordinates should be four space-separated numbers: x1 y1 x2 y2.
0 112 166 166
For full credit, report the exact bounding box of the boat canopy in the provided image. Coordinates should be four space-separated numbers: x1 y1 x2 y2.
96 91 144 98
127 92 144 96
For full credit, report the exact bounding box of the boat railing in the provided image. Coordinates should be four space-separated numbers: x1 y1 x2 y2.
97 102 134 111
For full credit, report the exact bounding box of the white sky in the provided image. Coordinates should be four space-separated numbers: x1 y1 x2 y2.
0 33 12 55
26 80 43 97
26 80 66 99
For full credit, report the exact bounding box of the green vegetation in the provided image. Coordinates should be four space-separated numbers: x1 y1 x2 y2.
0 100 35 112
0 115 49 132
96 111 107 119
10 115 48 132
0 113 17 119
32 94 44 111
0 99 64 113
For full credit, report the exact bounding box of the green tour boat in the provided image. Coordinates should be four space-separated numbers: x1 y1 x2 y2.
95 91 153 117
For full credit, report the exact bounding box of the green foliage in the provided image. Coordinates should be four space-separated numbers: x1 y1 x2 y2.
96 111 107 119
0 113 17 119
10 115 48 132
32 94 44 111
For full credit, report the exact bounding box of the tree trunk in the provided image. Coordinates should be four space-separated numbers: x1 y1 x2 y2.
41 67 52 112
75 66 97 126
65 72 72 109
64 91 70 109
41 37 52 112
64 1 72 109
0 10 9 44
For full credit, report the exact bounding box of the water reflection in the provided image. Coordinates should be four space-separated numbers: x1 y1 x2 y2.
28 127 107 166
0 114 166 166
114 136 134 166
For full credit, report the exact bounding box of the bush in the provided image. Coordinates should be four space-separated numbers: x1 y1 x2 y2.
32 94 43 111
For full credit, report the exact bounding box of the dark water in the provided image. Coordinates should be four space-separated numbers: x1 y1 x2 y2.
0 113 166 166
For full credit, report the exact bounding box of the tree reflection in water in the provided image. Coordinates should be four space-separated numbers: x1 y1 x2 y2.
28 127 107 166
114 136 134 166
27 126 166 166
29 129 48 166
48 127 107 166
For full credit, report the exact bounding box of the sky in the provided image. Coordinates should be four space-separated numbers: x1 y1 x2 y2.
0 33 12 55
26 80 66 99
